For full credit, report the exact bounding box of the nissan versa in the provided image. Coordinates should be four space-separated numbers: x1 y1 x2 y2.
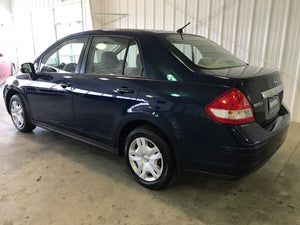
3 30 290 189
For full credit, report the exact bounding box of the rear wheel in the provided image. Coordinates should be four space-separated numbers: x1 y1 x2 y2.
9 95 35 132
125 126 174 190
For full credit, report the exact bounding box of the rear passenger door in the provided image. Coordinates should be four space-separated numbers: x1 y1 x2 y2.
73 36 144 145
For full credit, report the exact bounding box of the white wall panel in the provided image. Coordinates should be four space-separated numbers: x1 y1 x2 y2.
281 0 300 116
265 0 287 69
12 0 81 11
88 0 300 122
174 0 186 31
186 0 197 34
196 0 211 38
136 0 145 29
164 0 175 30
9 0 300 122
209 0 223 44
145 0 154 29
221 0 238 51
10 0 91 69
154 0 164 30
249 0 270 66
119 0 128 28
91 0 300 122
128 0 137 28
235 0 254 62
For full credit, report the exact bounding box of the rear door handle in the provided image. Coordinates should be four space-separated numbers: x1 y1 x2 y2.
117 87 134 94
60 81 71 88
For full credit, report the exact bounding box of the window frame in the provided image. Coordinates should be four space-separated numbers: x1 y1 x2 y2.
37 36 88 75
80 35 144 78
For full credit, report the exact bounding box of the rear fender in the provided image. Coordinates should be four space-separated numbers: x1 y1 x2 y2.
115 112 185 169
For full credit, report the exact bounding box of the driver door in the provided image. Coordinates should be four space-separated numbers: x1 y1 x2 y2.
26 37 87 128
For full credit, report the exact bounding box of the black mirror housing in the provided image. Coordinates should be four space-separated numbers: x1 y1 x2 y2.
21 63 35 74
21 63 38 80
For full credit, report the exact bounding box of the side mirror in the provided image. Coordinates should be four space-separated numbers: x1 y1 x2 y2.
0 53 3 57
21 62 38 80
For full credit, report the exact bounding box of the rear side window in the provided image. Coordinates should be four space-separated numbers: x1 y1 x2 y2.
163 34 245 69
124 42 143 76
85 36 143 76
40 37 87 73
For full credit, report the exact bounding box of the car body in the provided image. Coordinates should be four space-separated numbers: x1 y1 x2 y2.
0 52 15 83
3 30 290 189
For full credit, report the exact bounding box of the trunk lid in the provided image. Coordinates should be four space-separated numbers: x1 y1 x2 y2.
202 65 284 126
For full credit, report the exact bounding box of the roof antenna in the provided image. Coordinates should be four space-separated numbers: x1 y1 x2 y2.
176 22 191 40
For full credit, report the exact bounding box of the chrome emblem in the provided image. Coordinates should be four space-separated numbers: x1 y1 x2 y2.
254 101 263 107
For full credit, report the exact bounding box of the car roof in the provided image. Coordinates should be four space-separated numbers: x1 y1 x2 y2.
60 29 202 41
70 29 176 36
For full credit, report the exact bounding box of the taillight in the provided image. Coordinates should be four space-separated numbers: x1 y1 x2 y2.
205 88 255 125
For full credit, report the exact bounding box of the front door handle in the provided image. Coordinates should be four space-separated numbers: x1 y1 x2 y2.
60 81 71 88
117 87 134 94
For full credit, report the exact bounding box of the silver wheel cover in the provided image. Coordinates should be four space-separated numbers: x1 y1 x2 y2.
128 137 163 182
11 100 24 129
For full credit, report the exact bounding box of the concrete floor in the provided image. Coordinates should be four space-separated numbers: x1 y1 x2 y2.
0 83 299 225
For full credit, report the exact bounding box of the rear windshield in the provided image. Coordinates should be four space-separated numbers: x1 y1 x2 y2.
162 34 245 69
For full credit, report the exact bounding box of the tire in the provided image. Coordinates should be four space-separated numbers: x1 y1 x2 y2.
125 126 174 190
9 95 35 132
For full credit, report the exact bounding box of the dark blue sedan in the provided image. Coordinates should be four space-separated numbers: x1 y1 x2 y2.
3 30 290 189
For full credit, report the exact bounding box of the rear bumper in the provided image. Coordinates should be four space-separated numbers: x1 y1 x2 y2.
183 105 290 177
221 123 289 177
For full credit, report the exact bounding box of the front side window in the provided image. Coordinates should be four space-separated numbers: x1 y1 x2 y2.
163 34 245 69
85 36 143 76
40 37 86 73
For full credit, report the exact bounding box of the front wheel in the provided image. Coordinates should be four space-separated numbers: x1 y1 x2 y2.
9 95 35 132
125 126 174 190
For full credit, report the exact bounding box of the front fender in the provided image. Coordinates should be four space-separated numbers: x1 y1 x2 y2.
3 77 33 125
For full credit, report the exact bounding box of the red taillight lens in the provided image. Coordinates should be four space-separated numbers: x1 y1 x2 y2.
205 88 255 125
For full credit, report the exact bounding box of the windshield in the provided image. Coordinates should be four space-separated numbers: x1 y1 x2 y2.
163 34 245 69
